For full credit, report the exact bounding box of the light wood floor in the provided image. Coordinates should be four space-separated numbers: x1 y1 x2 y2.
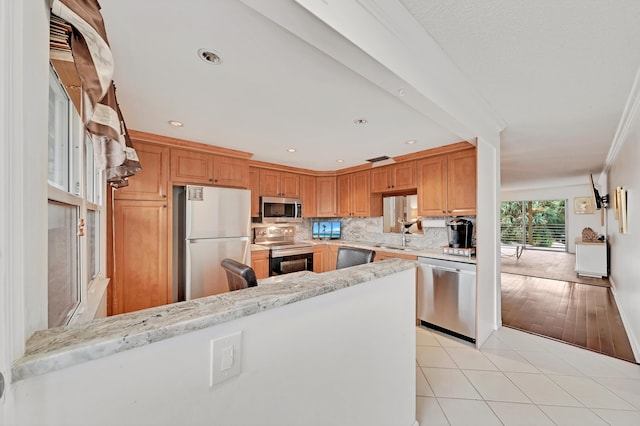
501 273 636 363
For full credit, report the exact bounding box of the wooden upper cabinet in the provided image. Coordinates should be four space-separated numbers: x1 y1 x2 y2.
394 161 417 190
447 148 476 216
417 148 476 217
249 166 260 217
170 148 248 188
351 170 372 217
280 172 300 198
336 174 352 217
170 148 213 184
417 154 447 216
299 175 317 217
259 169 300 198
114 141 169 200
337 170 378 217
316 176 337 217
212 155 249 188
370 162 416 193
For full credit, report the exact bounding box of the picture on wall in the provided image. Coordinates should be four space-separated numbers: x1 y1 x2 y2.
574 196 595 214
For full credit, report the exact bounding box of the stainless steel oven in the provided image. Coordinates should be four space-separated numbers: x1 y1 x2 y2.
254 226 314 276
269 244 314 276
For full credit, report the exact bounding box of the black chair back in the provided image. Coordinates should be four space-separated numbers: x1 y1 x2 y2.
336 247 376 270
221 258 258 292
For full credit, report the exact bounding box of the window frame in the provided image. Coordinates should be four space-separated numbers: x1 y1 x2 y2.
48 64 107 327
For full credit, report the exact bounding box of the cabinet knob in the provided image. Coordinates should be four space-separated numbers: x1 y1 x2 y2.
209 178 214 182
163 205 167 208
214 179 218 183
162 194 167 198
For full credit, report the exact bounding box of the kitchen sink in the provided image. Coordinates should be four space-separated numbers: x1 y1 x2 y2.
373 244 406 251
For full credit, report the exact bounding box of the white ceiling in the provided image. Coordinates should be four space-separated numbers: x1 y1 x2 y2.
100 0 640 189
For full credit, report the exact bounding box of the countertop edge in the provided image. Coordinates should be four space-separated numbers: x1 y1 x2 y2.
12 259 416 383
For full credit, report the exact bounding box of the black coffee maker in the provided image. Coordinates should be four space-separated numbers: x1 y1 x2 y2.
447 219 473 248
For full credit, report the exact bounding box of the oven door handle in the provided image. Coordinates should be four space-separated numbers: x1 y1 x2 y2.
271 247 313 257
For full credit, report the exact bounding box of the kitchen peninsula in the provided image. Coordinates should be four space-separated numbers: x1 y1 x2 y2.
11 259 417 425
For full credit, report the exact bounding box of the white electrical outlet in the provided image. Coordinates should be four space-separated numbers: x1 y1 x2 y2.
210 331 242 387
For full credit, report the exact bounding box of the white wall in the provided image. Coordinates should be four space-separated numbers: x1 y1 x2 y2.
1 0 48 422
501 184 603 253
606 127 640 359
13 270 417 426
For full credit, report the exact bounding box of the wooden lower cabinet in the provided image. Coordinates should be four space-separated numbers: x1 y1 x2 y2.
251 249 270 279
313 245 325 273
374 251 417 262
313 244 340 272
326 244 339 272
113 199 169 314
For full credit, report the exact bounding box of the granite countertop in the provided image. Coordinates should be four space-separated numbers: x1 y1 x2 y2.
301 239 477 264
12 259 415 383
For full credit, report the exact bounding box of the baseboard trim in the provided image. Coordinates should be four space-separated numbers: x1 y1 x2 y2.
609 277 640 362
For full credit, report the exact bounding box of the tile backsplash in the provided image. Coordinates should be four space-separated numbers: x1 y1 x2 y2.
295 216 476 250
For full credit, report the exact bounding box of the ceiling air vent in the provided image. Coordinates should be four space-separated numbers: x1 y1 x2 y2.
366 155 396 168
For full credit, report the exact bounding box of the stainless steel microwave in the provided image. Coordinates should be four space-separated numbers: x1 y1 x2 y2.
260 196 303 223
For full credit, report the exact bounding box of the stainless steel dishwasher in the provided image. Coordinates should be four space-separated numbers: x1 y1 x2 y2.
417 257 477 343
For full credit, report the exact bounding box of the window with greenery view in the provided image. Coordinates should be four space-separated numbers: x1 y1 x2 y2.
501 200 566 250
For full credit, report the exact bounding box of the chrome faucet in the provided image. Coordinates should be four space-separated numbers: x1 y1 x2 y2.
401 228 409 247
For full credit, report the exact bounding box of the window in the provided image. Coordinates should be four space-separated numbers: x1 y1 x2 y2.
48 65 105 327
500 200 567 251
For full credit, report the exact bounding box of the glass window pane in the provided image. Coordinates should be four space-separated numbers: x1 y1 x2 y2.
48 201 80 328
86 209 100 282
48 69 70 191
85 134 95 203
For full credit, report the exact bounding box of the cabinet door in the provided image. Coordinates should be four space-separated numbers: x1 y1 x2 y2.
370 166 392 192
113 200 168 314
336 174 352 216
115 141 169 200
212 155 249 188
259 169 281 197
300 175 317 217
417 155 447 216
316 176 337 217
249 167 260 217
325 244 339 271
251 250 270 279
313 246 325 273
280 172 300 198
170 149 213 184
351 170 372 217
447 149 476 216
393 161 417 190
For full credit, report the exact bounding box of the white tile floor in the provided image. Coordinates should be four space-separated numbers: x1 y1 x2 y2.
416 326 640 425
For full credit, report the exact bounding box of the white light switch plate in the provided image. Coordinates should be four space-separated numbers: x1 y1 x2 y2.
210 331 242 387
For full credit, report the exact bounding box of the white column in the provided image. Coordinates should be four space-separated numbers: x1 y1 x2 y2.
476 136 502 346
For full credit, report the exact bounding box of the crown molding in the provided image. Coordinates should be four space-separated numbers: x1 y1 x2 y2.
600 65 640 184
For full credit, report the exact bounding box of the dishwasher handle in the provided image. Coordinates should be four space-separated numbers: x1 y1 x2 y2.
423 263 475 274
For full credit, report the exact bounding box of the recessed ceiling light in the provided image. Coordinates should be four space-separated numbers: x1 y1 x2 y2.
336 159 344 163
287 148 296 153
198 48 222 65
406 140 416 145
168 120 183 127
353 118 367 125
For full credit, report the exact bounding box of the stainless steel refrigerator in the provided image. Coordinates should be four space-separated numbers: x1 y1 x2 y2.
174 185 251 300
